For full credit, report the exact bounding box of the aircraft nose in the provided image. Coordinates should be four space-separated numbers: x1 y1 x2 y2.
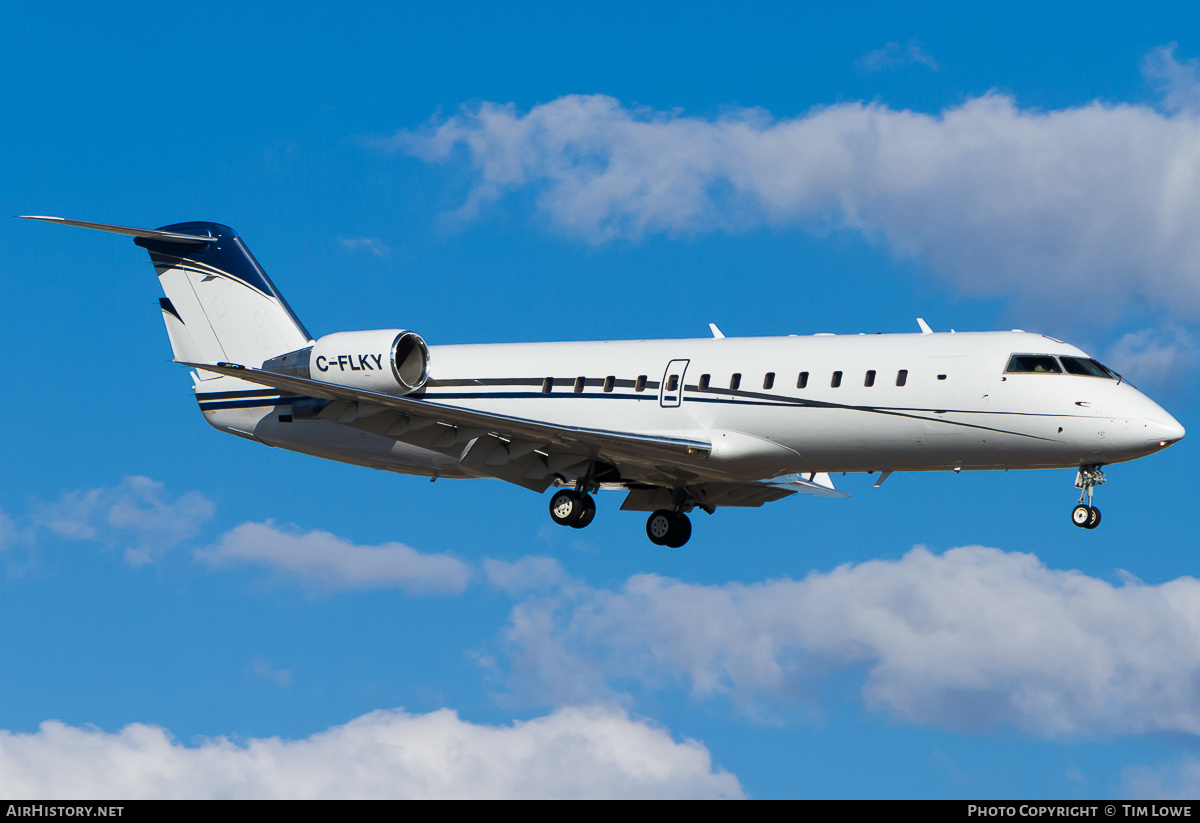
1147 414 1185 448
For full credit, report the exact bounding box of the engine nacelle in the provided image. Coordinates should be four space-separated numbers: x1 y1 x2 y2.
263 329 430 394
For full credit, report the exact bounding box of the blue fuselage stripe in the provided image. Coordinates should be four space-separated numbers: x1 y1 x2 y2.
193 385 1056 441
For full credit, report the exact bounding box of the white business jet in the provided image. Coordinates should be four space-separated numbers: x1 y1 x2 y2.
24 217 1186 547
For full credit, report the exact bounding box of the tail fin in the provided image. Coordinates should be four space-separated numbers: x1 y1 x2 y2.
22 216 312 367
136 222 312 366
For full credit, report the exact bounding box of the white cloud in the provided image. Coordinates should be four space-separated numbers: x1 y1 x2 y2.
0 706 742 799
1143 43 1200 114
18 479 471 594
34 476 214 566
1123 757 1200 799
856 39 939 72
484 555 572 595
198 520 471 594
396 50 1200 320
247 656 292 689
1104 326 1195 387
339 236 391 259
496 546 1200 737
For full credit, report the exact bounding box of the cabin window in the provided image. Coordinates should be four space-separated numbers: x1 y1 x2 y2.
831 371 842 388
666 375 679 392
635 375 647 392
542 377 553 394
797 371 809 389
937 374 947 381
574 376 585 393
603 375 615 393
763 372 775 390
1005 354 1062 374
730 373 742 390
698 374 710 390
896 369 908 387
864 370 876 387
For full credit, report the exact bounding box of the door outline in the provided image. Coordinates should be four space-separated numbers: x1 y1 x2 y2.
659 359 690 408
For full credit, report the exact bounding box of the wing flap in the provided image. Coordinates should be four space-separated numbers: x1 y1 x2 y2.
620 473 848 511
761 472 849 498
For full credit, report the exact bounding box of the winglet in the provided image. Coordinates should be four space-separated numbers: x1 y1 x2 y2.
19 215 216 245
916 318 933 334
708 323 725 339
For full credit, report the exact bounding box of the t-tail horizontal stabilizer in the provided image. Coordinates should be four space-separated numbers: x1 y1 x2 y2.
18 215 216 245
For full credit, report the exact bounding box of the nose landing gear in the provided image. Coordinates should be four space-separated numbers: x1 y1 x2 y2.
1071 466 1106 529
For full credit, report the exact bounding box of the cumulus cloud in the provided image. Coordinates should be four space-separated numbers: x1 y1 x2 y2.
198 520 471 594
14 478 471 593
1104 326 1196 387
0 706 741 799
33 476 214 566
395 49 1200 320
495 546 1200 737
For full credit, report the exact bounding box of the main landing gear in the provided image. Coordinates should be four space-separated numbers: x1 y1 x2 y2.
548 480 696 548
549 489 596 529
645 510 691 548
1071 465 1106 530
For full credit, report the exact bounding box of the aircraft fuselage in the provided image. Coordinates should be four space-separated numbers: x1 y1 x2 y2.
209 330 1183 484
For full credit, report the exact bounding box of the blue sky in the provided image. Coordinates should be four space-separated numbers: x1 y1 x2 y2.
3 0 1200 798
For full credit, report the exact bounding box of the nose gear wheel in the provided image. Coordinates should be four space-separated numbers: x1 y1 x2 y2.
1071 466 1106 529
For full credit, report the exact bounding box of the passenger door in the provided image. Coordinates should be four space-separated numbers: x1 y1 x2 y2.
659 359 689 408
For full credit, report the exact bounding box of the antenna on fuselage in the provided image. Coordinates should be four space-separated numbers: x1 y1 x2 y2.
916 318 933 334
708 323 725 339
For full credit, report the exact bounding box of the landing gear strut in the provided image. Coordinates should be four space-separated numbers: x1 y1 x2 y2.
549 489 596 529
1071 465 1106 530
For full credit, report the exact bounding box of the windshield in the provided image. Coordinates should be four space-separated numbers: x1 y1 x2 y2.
1005 354 1062 374
1005 354 1120 381
1060 356 1117 378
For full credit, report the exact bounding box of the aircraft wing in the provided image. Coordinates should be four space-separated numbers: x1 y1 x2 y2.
182 361 715 490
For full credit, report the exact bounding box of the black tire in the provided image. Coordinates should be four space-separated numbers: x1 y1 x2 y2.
663 513 692 548
550 490 582 526
570 495 596 529
1071 505 1091 528
1085 506 1101 529
646 510 674 545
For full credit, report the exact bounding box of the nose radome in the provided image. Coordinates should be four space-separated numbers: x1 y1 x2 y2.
1123 387 1185 448
1148 415 1186 446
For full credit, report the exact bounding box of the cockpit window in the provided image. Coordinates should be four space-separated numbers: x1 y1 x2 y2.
1005 354 1062 374
1060 356 1117 379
